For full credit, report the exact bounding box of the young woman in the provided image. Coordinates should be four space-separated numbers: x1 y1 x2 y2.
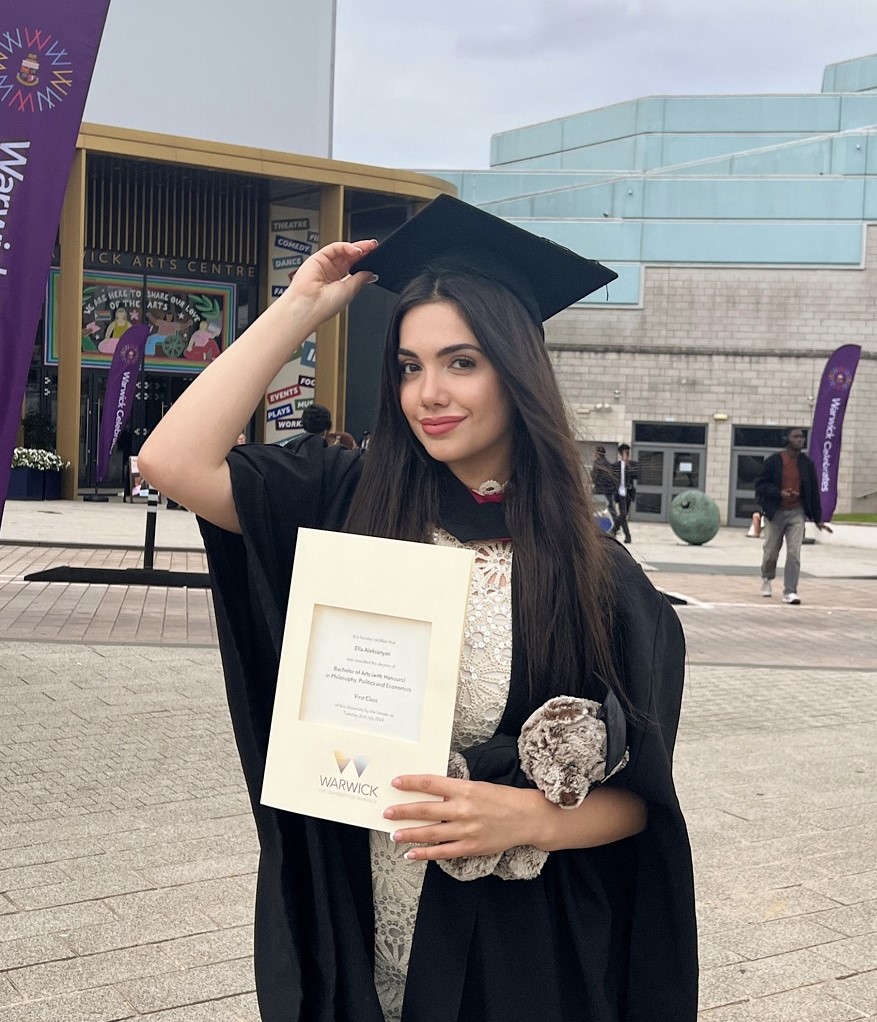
138 197 697 1022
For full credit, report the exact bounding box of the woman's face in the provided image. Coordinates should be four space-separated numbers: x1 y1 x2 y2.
397 300 513 488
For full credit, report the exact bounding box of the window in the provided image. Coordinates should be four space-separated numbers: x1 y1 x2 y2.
733 426 808 448
633 423 706 445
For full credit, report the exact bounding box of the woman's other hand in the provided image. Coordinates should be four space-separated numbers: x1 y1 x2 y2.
384 773 648 860
383 774 548 861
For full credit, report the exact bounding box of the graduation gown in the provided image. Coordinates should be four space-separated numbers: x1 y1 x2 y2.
199 441 698 1022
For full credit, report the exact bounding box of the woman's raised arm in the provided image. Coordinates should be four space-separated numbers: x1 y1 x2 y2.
137 240 378 533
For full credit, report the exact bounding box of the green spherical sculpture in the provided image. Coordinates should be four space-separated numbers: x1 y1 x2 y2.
669 490 720 545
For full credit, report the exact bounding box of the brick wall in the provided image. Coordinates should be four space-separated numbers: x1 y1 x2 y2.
546 229 877 523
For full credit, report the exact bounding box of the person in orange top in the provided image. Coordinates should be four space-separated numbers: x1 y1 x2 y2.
755 427 832 604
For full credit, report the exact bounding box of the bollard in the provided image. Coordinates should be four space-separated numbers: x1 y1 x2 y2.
143 485 158 570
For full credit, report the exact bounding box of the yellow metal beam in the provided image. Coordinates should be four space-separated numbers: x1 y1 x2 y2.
76 123 455 202
314 185 347 430
57 150 86 499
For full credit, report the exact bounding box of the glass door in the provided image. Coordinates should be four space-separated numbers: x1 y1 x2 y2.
78 378 93 489
79 370 126 492
670 450 702 503
131 373 196 454
631 449 665 521
78 371 105 489
632 447 706 522
730 450 768 525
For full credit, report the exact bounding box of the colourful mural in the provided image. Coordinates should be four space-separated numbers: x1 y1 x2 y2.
45 270 236 372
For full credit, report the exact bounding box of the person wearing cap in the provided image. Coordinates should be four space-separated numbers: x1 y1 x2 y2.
138 196 696 1022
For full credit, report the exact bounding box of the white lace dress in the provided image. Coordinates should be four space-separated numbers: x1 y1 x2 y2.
370 529 514 1021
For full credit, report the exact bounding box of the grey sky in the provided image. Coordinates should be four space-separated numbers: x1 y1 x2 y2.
332 0 877 170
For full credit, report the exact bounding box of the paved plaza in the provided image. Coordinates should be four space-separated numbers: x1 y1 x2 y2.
0 500 875 1021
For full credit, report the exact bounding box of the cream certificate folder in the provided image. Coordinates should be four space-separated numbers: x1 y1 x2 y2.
261 528 475 832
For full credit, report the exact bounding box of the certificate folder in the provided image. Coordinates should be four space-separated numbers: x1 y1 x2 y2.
261 528 474 831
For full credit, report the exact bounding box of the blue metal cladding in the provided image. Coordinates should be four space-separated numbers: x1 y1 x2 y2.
432 57 877 304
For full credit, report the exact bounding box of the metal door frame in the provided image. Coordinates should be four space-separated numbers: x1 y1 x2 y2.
631 444 707 523
78 370 105 490
729 447 770 526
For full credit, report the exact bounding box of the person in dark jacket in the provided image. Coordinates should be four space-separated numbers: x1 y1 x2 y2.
609 443 638 544
755 428 832 604
282 403 333 455
301 402 332 437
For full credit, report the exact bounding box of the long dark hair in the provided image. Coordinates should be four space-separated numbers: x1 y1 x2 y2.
345 267 620 707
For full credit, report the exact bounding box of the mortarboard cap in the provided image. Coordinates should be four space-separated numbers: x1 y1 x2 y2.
350 194 617 325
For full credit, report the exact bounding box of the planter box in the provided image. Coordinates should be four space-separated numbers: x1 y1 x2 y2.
7 467 44 500
43 470 62 500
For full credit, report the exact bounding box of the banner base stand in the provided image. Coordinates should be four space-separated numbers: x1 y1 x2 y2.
24 566 210 588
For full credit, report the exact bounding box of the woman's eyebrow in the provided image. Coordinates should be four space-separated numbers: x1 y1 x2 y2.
396 343 481 358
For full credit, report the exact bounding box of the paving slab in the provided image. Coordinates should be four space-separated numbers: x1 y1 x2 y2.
0 500 204 552
0 511 875 1019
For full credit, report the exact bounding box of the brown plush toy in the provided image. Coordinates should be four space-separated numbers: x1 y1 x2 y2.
438 696 628 882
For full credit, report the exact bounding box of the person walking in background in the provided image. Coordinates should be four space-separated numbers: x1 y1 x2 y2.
755 427 832 604
590 445 615 511
610 443 638 544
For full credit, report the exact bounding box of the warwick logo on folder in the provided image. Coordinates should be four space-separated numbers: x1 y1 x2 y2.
320 751 378 799
333 751 369 777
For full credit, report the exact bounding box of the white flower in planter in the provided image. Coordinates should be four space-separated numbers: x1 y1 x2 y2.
11 448 70 471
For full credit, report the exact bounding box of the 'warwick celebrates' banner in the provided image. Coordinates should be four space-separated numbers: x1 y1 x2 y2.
0 3 111 520
808 343 862 522
97 324 148 481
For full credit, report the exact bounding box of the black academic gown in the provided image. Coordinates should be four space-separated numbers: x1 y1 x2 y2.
199 441 698 1022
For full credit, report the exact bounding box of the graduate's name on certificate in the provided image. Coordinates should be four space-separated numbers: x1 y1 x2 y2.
300 606 430 744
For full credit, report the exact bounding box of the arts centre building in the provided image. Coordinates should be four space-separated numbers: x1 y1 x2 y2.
28 1 451 502
433 54 877 525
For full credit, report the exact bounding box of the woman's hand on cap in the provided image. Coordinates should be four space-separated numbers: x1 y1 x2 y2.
285 239 379 323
